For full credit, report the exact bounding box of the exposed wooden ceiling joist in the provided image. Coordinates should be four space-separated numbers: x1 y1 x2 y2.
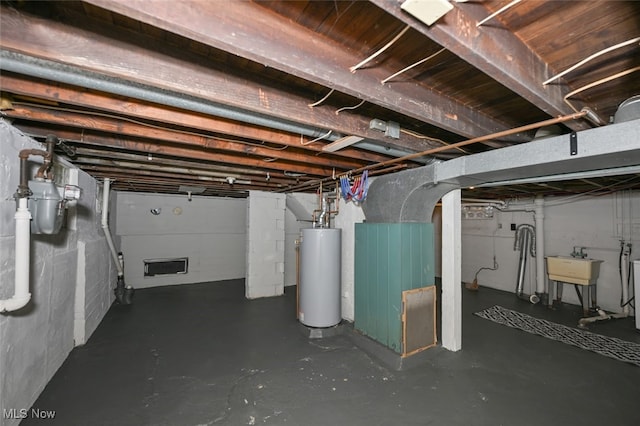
3 105 375 171
83 0 527 140
370 0 591 131
13 123 336 179
0 5 436 154
0 73 399 164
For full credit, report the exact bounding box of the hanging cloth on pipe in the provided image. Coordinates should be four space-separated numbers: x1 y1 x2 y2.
340 170 369 202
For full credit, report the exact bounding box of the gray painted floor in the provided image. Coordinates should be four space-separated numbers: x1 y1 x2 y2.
24 280 640 426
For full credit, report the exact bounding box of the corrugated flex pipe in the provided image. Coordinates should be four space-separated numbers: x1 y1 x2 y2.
514 224 539 304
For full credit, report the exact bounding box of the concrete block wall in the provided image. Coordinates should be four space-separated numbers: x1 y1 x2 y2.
460 193 640 313
114 192 247 288
246 191 286 299
0 120 114 425
284 193 317 287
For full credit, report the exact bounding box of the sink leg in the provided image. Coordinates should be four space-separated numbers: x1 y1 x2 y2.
553 281 563 308
581 286 589 316
590 285 597 311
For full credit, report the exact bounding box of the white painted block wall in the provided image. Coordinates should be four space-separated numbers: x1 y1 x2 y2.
284 193 317 287
460 193 639 314
114 192 246 288
0 120 114 425
246 191 286 299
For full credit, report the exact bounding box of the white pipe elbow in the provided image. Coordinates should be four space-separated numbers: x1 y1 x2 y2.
0 294 32 313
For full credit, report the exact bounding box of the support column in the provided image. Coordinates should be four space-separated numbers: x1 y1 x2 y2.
534 195 546 299
441 189 462 351
246 191 286 299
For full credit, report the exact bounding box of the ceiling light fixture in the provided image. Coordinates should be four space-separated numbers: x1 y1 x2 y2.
401 0 454 26
322 135 364 152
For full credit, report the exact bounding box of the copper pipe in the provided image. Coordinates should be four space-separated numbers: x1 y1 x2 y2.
282 110 589 193
35 134 57 179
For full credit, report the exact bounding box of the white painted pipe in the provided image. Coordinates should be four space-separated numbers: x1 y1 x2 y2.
578 309 628 328
534 196 546 297
101 178 123 276
0 198 32 312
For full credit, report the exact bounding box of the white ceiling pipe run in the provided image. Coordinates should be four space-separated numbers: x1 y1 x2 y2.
101 178 123 277
0 198 32 312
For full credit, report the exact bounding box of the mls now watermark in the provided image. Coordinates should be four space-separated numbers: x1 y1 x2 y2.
3 408 56 420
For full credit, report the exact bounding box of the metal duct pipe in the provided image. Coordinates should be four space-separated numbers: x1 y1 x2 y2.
1 51 440 163
514 224 539 303
0 50 336 142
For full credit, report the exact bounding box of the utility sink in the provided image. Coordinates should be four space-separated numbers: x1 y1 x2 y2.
546 256 604 285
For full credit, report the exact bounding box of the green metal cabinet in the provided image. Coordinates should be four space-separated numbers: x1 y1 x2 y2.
354 222 435 353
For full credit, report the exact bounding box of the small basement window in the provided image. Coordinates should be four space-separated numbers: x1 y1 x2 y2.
144 258 189 277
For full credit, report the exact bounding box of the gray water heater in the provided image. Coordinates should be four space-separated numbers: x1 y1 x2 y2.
299 228 342 328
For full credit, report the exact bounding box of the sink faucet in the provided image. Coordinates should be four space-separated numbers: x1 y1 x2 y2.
571 246 587 258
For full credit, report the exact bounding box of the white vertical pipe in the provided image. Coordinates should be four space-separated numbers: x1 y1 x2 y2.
0 198 32 312
442 189 462 351
101 178 123 276
534 195 546 296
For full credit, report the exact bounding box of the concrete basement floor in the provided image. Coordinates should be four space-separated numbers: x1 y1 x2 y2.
24 279 640 426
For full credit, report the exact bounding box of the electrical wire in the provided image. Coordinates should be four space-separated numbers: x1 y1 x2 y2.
563 66 640 118
476 0 522 27
335 99 365 115
544 37 640 85
301 130 333 146
381 48 446 85
308 88 335 107
349 25 410 73
400 128 469 153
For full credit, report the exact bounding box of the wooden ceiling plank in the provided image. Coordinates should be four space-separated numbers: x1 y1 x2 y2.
3 105 369 170
0 73 394 164
83 0 521 139
369 0 591 132
0 5 431 154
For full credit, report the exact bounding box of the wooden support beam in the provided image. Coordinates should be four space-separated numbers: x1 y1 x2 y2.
0 73 394 164
3 105 369 170
12 123 332 177
370 0 591 132
0 5 435 153
84 0 520 138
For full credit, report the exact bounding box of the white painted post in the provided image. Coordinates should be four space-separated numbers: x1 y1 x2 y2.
74 240 86 346
441 189 462 351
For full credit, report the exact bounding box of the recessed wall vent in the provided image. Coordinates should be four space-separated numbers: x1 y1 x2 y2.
144 258 189 277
